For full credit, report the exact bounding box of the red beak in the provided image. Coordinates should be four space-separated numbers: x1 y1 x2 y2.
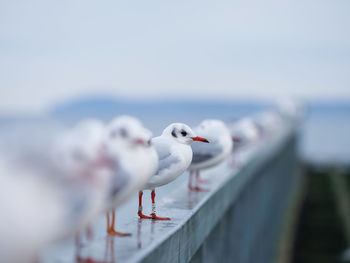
192 136 209 143
232 136 240 142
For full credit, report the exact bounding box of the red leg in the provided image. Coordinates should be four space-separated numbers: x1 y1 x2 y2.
197 171 210 184
75 232 82 249
188 171 194 190
190 186 209 192
137 219 142 249
106 212 110 232
106 209 131 236
85 224 93 241
188 170 209 192
138 191 152 219
150 189 170 220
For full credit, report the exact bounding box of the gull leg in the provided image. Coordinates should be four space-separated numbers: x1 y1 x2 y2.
106 212 111 232
188 170 195 191
138 191 152 219
229 154 238 168
197 171 210 184
75 231 82 249
193 170 209 192
74 231 83 262
107 209 131 236
85 224 93 241
189 170 207 191
150 189 170 220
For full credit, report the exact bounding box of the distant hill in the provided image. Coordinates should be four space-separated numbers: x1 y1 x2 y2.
308 101 350 114
50 96 124 116
49 95 268 121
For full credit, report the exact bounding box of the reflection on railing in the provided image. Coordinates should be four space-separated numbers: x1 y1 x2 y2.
75 237 114 263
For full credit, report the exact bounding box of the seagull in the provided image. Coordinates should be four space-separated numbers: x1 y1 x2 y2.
54 119 112 181
0 161 66 263
276 97 304 119
53 119 117 239
138 123 209 220
229 117 261 151
188 120 232 191
104 116 158 235
0 119 113 263
255 111 282 135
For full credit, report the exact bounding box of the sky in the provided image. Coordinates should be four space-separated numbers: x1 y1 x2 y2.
0 0 349 113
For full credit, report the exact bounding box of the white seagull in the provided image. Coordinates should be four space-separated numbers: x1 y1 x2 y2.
276 98 304 122
104 116 158 235
0 160 68 263
138 123 209 220
53 119 117 238
255 111 282 134
0 119 113 263
188 119 232 191
229 117 261 151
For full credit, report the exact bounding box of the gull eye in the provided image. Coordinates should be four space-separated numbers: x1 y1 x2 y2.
120 128 128 138
181 130 187 137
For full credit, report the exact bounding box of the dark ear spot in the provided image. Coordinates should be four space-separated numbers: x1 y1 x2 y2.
120 127 128 138
171 129 177 138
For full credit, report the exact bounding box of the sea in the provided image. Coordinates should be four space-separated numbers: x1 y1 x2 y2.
0 98 349 165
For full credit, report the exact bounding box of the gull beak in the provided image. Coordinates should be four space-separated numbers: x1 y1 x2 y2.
232 136 240 142
192 136 209 143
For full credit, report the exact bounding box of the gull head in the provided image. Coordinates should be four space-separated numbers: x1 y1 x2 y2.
52 118 115 193
162 123 209 145
196 119 228 136
107 115 152 149
54 119 107 174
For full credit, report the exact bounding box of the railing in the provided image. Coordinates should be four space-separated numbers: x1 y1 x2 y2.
44 118 301 263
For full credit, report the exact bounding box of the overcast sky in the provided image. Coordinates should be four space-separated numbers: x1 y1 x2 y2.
0 0 349 113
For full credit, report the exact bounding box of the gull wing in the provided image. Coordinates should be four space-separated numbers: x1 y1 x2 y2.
108 167 130 201
153 137 180 177
191 139 223 164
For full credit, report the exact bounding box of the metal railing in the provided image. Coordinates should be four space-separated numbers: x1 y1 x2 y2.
43 118 301 263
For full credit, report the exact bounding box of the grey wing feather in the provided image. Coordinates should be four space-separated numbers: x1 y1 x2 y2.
62 184 90 227
191 140 223 164
153 139 179 175
156 153 180 175
108 168 129 201
192 153 214 164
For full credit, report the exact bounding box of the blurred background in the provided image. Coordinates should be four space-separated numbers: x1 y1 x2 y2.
0 0 349 262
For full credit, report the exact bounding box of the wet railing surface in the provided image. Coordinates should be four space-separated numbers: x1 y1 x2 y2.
42 119 300 263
